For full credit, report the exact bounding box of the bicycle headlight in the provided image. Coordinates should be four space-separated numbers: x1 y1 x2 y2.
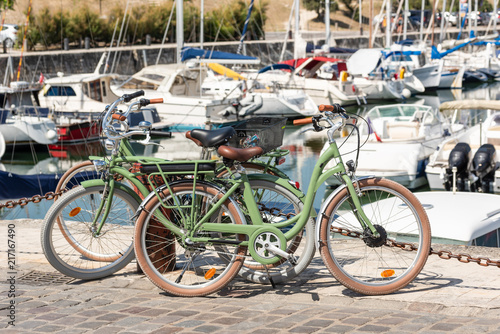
92 160 107 172
104 139 116 151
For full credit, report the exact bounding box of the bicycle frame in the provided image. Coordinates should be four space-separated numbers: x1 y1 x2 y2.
149 121 379 265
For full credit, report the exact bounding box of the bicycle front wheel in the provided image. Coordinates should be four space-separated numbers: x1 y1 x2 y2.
41 185 138 280
318 178 431 295
134 181 247 297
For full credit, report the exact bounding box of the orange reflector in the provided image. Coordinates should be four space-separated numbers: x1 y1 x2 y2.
204 268 216 280
69 207 81 217
381 269 395 278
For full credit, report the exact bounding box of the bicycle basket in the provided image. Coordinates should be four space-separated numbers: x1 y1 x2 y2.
229 117 287 153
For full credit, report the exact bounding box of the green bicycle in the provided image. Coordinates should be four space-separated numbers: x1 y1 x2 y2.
42 91 314 284
132 104 432 297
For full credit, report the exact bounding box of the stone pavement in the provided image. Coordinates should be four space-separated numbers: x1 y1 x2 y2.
1 219 500 333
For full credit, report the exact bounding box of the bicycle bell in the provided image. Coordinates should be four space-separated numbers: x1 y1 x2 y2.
138 121 152 131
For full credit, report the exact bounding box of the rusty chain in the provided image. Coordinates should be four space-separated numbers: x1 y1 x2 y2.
0 189 69 210
331 226 500 268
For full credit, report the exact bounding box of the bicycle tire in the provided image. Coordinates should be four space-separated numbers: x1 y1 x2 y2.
134 181 247 297
41 185 138 280
318 178 431 295
237 179 315 285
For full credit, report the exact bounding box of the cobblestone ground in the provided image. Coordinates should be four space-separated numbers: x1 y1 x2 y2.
1 220 500 333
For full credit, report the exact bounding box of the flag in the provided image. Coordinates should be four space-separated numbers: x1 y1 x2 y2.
38 72 45 84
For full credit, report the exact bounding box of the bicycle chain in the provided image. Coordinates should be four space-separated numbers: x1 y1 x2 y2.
331 226 500 268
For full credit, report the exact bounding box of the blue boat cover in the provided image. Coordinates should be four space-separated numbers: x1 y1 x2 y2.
180 47 259 62
257 64 295 73
0 170 98 200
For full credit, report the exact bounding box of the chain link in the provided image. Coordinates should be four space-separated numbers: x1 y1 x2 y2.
330 226 500 268
0 189 68 210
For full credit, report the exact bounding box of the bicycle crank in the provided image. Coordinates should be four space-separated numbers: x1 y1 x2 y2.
248 229 297 265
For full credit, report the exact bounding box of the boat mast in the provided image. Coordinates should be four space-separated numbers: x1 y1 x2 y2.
325 0 330 48
237 0 254 55
294 0 300 59
369 0 373 47
176 0 183 64
420 0 425 41
385 0 391 47
200 0 204 49
403 0 408 39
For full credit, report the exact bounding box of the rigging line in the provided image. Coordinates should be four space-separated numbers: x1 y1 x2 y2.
156 0 176 66
115 10 133 73
111 0 131 74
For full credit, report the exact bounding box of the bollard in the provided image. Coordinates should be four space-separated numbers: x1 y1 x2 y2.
2 40 6 54
63 38 69 51
146 34 151 46
85 37 90 49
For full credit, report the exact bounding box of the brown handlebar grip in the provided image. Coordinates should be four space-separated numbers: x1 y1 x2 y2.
293 117 313 125
112 114 127 121
149 98 164 104
318 104 334 112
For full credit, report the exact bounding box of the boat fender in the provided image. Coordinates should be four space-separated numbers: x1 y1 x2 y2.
399 67 405 79
340 71 349 82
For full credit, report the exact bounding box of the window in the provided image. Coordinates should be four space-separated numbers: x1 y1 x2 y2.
473 228 499 247
102 81 107 97
44 86 77 96
88 80 102 102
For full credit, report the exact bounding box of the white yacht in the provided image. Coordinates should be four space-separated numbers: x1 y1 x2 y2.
321 103 468 189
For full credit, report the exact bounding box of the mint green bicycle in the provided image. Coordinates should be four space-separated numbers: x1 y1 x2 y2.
41 91 314 285
133 104 432 297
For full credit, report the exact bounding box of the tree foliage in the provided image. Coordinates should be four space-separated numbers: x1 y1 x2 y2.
303 0 339 20
23 1 267 50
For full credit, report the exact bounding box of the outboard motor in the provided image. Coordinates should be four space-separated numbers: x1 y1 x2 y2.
470 144 498 193
444 142 471 191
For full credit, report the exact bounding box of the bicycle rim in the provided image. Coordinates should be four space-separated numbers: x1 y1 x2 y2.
319 178 431 295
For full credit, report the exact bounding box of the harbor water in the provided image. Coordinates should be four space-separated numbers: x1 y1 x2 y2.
1 81 499 220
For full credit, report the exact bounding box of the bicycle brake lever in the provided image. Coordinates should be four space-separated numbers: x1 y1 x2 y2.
300 127 316 134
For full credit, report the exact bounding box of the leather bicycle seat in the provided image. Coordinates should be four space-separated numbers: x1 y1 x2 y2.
189 127 236 147
217 145 263 162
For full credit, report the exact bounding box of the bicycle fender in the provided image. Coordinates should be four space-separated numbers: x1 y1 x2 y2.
80 179 143 205
246 174 317 218
314 176 374 248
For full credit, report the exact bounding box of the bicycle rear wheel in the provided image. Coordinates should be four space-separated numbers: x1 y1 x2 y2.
41 185 138 280
318 178 431 295
134 181 247 297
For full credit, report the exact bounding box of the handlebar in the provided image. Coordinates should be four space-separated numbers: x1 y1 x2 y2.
102 91 164 144
293 104 349 140
123 90 144 103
